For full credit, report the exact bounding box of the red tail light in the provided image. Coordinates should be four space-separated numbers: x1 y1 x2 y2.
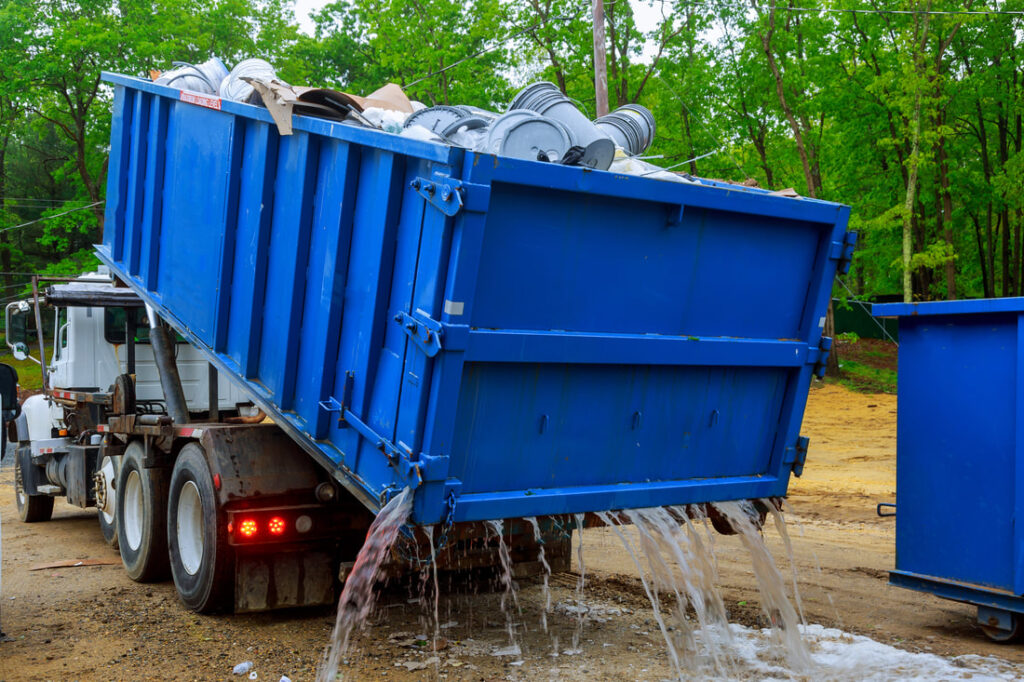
268 517 286 535
238 519 258 538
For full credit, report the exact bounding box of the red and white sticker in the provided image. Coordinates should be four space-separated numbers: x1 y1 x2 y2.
179 91 222 111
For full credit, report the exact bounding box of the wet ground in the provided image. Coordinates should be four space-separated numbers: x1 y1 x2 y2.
2 383 1024 680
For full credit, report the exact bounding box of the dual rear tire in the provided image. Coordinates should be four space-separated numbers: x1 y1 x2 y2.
115 440 230 612
116 441 170 582
167 443 232 612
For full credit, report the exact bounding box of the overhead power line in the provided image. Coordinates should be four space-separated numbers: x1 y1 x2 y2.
406 9 587 87
0 197 95 204
673 0 1024 16
0 201 104 235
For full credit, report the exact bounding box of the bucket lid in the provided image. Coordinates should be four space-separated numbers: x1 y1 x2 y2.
442 115 490 137
485 110 541 152
581 137 615 170
404 105 466 133
500 117 572 163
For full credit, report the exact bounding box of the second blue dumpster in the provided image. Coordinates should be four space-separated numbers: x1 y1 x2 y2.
875 298 1024 641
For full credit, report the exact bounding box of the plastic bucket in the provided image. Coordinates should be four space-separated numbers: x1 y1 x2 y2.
618 104 655 150
509 82 614 170
594 103 655 155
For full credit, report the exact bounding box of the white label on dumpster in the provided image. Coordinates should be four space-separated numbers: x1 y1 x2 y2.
180 91 222 111
444 300 465 316
818 316 826 328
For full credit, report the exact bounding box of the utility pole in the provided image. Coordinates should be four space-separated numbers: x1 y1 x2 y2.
593 0 609 116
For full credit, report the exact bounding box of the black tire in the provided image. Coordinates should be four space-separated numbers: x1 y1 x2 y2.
116 440 170 582
96 453 120 549
168 443 233 612
14 453 53 523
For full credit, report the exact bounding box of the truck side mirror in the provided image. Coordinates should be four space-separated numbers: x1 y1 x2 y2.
0 362 19 419
11 343 28 361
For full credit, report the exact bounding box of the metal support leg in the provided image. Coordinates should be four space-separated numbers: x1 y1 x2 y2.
208 363 219 422
146 304 189 425
126 314 136 376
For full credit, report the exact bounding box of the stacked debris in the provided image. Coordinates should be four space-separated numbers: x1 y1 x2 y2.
149 57 693 182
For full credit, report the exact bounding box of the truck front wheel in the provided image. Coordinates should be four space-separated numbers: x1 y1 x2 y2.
116 441 170 581
168 443 233 612
14 454 53 523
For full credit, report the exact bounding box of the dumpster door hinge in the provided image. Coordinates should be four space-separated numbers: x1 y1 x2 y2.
783 435 810 477
807 336 832 378
412 176 490 216
395 309 443 357
828 230 859 275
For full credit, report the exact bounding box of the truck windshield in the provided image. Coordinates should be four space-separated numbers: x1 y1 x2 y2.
104 307 186 345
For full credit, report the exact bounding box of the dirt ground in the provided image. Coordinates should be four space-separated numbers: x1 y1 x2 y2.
2 383 1023 681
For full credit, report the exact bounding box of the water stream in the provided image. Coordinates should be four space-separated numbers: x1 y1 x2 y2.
316 487 413 682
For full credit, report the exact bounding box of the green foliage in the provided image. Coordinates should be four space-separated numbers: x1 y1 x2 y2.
0 0 1019 303
835 359 898 395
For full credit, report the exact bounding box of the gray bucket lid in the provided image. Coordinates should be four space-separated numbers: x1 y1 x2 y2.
582 137 616 170
404 105 466 133
442 115 490 137
500 117 572 163
485 111 541 152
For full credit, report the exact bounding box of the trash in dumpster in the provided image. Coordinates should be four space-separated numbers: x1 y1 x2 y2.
509 81 615 169
220 57 281 104
595 103 656 156
148 57 688 176
153 57 228 95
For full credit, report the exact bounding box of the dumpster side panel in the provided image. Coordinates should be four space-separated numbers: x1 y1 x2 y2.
469 186 819 339
894 314 1017 591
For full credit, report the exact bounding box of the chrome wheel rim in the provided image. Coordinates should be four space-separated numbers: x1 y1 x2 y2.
177 481 204 576
98 457 117 523
124 470 143 551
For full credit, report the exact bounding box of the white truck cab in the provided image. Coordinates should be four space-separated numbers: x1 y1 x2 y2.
6 269 250 441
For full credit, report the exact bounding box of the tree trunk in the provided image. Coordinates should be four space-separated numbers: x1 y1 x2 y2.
901 6 931 303
936 125 956 299
0 139 11 293
972 213 990 297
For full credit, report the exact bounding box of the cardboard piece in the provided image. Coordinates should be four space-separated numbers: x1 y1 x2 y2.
248 78 413 136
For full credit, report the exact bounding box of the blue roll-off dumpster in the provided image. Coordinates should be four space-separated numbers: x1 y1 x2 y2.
874 298 1024 641
98 72 855 526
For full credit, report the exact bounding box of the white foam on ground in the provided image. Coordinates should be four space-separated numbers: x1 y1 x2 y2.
714 623 1023 681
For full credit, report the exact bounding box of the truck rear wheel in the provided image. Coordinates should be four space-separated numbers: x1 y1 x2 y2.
116 441 170 581
14 452 53 523
168 443 233 612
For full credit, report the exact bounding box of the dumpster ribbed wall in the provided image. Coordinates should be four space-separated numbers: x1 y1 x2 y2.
99 73 853 525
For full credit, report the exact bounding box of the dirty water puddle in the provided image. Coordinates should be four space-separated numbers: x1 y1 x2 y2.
317 497 1021 680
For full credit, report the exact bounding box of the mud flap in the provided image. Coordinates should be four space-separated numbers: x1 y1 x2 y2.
234 550 336 612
